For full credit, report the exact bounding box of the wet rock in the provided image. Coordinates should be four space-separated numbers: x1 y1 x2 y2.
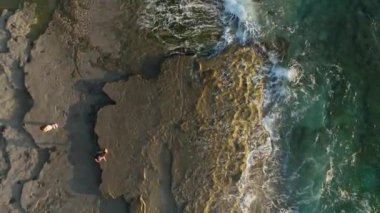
194 46 269 211
139 0 223 53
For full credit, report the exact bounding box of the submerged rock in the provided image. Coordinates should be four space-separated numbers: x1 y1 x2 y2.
139 0 223 53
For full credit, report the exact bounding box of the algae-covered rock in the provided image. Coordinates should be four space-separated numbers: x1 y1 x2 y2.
194 46 270 210
139 0 223 53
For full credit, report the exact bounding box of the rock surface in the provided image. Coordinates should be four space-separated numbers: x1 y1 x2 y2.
21 0 128 212
0 5 45 212
0 1 268 212
96 56 199 212
0 1 129 212
95 46 268 212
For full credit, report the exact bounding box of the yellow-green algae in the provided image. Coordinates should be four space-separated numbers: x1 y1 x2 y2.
194 46 269 212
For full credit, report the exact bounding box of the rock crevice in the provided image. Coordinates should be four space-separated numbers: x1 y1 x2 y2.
0 5 51 212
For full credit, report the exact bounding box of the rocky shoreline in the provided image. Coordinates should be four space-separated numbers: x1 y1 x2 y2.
0 1 267 212
0 2 128 212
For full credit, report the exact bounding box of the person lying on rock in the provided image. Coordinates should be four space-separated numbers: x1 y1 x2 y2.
39 123 59 132
95 148 108 163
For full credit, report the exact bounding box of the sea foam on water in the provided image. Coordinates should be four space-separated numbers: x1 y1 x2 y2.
220 0 301 211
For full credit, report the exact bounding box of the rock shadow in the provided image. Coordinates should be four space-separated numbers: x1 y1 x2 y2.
66 74 134 213
66 79 115 195
100 196 130 213
140 54 165 79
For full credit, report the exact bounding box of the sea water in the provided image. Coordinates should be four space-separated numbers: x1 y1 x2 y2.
256 0 380 212
222 0 380 211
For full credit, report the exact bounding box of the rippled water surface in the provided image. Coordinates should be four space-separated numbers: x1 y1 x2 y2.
256 0 380 211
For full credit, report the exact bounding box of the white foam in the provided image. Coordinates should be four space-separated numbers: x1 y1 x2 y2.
234 60 303 212
262 110 281 141
218 1 305 211
238 151 257 211
220 0 261 45
270 63 301 83
224 0 257 22
237 139 273 211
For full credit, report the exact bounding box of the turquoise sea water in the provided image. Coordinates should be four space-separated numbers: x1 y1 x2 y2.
257 0 380 211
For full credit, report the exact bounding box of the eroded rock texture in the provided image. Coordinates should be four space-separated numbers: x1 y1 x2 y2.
1 1 268 212
96 46 267 212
